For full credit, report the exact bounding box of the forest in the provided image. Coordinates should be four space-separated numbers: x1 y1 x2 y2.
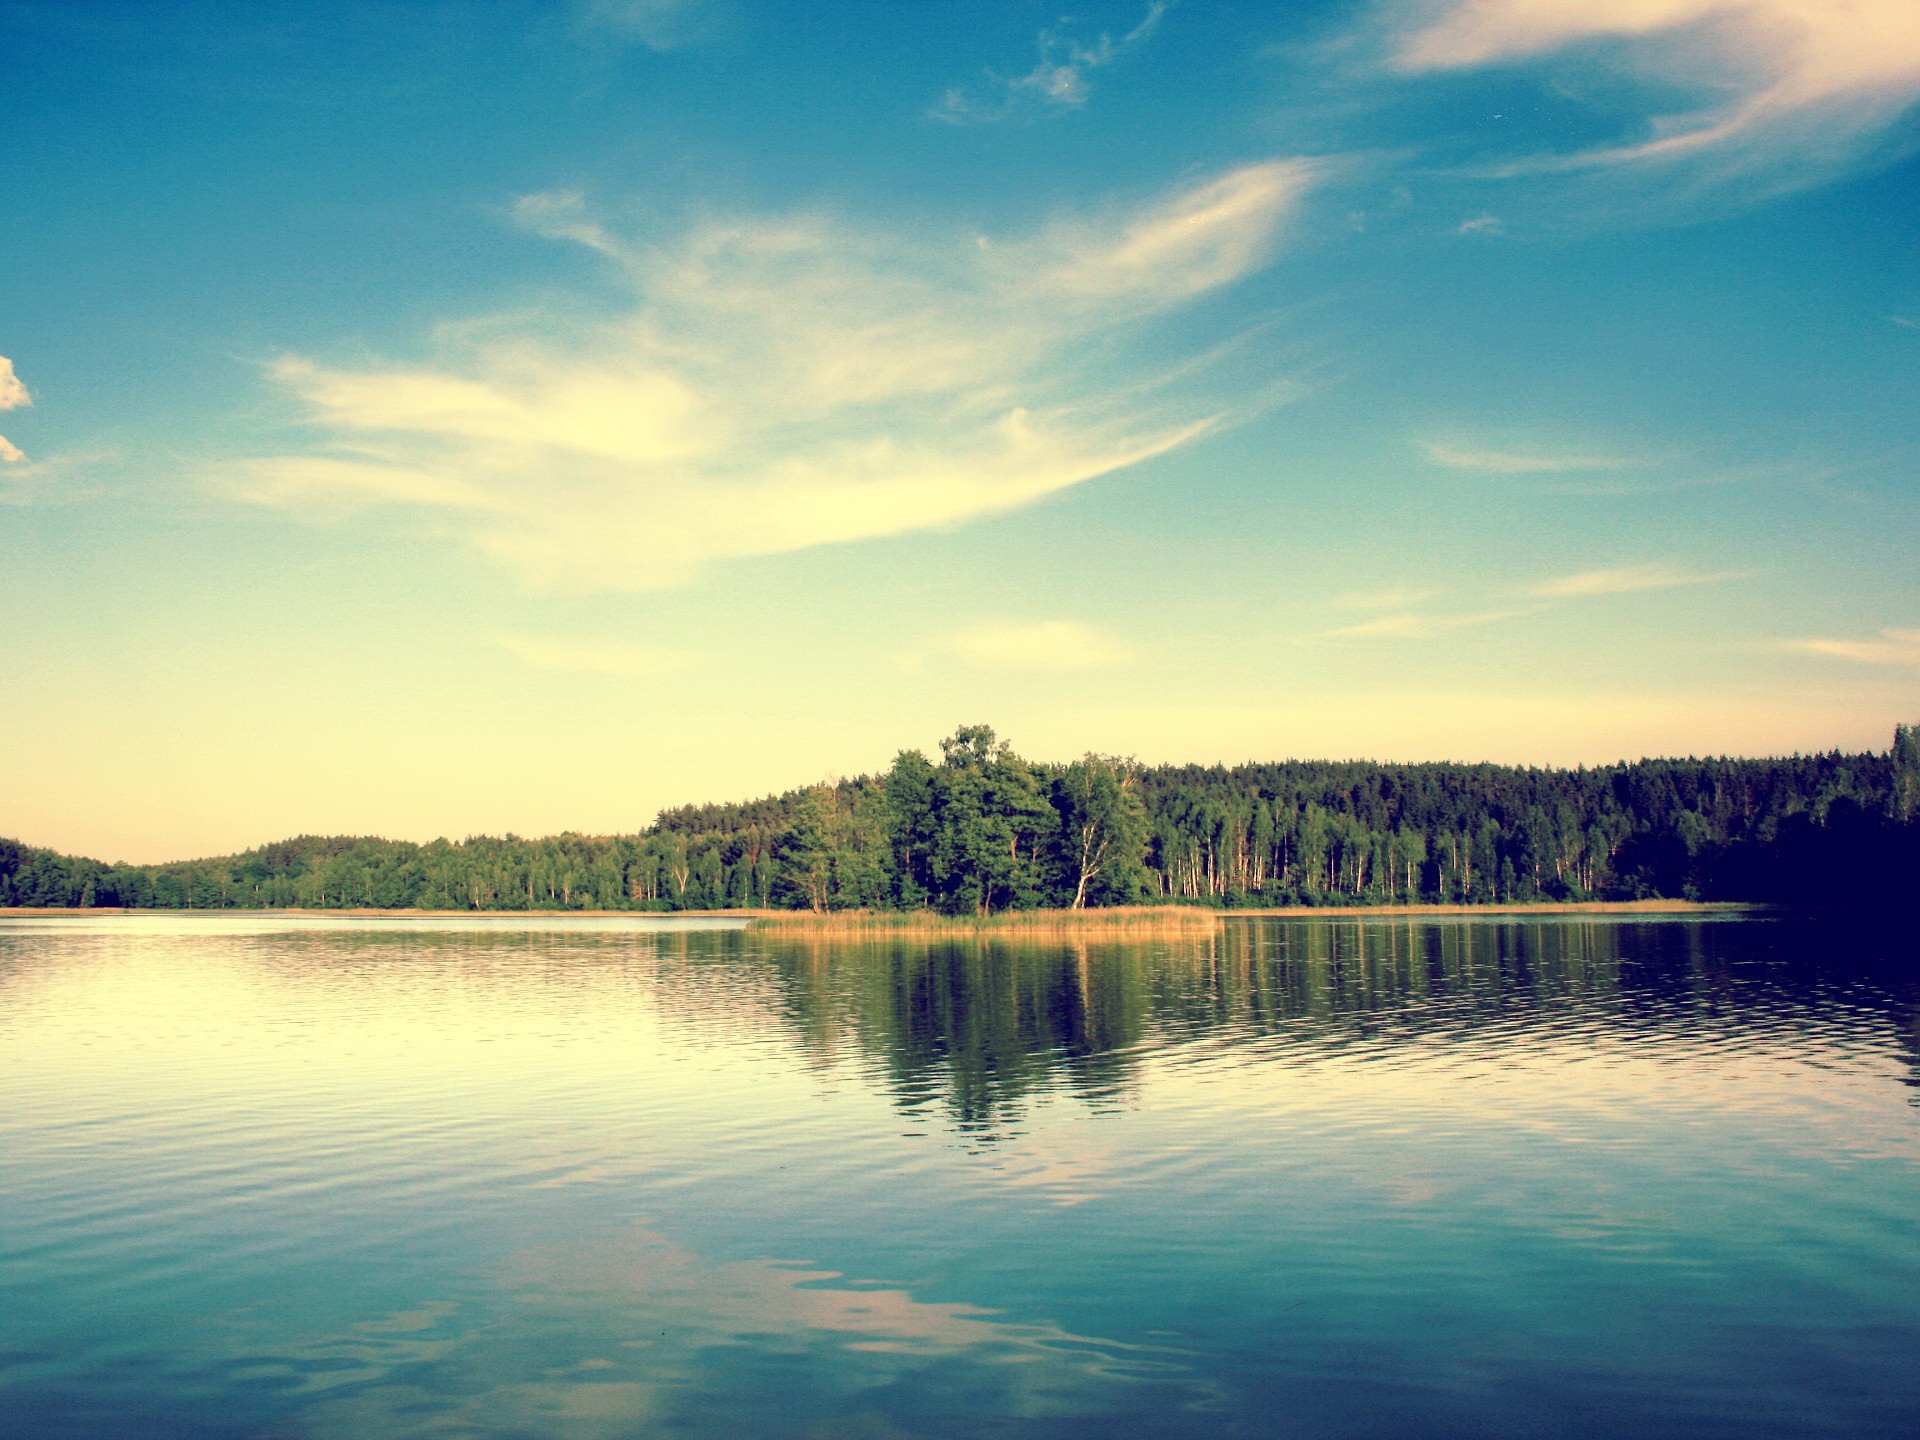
4 724 1917 914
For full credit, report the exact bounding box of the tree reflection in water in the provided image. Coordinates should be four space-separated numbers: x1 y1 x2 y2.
735 917 1920 1132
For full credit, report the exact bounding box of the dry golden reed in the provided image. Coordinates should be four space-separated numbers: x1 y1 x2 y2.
747 905 1223 937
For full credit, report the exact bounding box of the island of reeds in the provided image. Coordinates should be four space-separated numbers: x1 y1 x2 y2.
4 724 1917 916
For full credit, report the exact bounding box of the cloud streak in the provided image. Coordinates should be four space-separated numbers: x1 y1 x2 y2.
1317 562 1749 641
1421 436 1636 474
578 0 712 50
1531 562 1747 598
1327 608 1519 639
933 3 1167 123
1388 0 1920 193
229 161 1313 590
1779 626 1920 666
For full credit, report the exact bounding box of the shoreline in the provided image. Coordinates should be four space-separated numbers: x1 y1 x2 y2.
0 899 1767 923
0 907 776 920
1218 899 1768 918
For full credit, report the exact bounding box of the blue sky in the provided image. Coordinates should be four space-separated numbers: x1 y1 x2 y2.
4 0 1918 861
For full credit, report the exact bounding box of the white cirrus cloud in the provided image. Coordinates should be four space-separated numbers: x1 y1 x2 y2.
497 635 695 678
1326 608 1521 639
1334 586 1438 610
1388 0 1920 188
227 161 1314 591
1421 436 1636 474
933 2 1168 123
578 0 712 49
1531 561 1747 598
1779 627 1920 666
0 453 83 504
941 620 1135 672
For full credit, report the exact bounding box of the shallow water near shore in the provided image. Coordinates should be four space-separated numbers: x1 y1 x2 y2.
2 913 1917 1438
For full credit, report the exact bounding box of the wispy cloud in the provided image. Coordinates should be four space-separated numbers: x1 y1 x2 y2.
933 3 1167 123
0 451 99 506
1778 627 1920 667
497 635 694 678
1334 586 1436 610
1317 561 1750 639
1387 0 1920 195
1326 608 1520 639
578 0 713 50
1421 436 1635 474
941 621 1134 671
228 161 1313 590
1454 214 1504 235
1531 562 1747 598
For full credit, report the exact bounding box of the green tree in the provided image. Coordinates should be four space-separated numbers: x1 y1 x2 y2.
926 726 1057 915
772 789 836 912
881 748 938 908
1053 754 1150 908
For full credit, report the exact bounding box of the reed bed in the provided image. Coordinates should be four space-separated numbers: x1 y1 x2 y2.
1220 899 1764 917
748 905 1222 937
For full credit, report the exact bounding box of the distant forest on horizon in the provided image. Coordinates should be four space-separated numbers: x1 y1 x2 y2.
5 725 1918 915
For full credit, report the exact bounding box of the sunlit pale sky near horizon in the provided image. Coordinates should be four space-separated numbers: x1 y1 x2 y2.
5 0 1920 863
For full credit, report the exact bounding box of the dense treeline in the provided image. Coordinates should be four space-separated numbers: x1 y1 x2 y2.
5 724 1917 914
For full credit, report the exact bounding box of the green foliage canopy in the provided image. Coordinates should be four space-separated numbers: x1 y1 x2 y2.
5 725 1916 914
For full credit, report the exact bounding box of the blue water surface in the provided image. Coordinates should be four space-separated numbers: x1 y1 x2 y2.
2 913 1916 1438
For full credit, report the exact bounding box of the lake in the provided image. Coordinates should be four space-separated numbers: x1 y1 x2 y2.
2 913 1917 1438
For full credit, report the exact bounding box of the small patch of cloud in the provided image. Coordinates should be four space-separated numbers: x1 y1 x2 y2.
1335 586 1436 610
941 621 1134 671
228 161 1313 591
1326 607 1520 639
0 355 29 465
1531 562 1746 599
578 0 714 49
510 189 624 258
1455 213 1504 235
1318 562 1750 639
0 356 29 411
0 451 100 506
1385 0 1920 199
497 635 694 678
1421 436 1636 474
1778 627 1920 667
933 3 1168 123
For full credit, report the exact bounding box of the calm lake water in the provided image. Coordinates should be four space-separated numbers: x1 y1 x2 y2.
2 914 1917 1439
